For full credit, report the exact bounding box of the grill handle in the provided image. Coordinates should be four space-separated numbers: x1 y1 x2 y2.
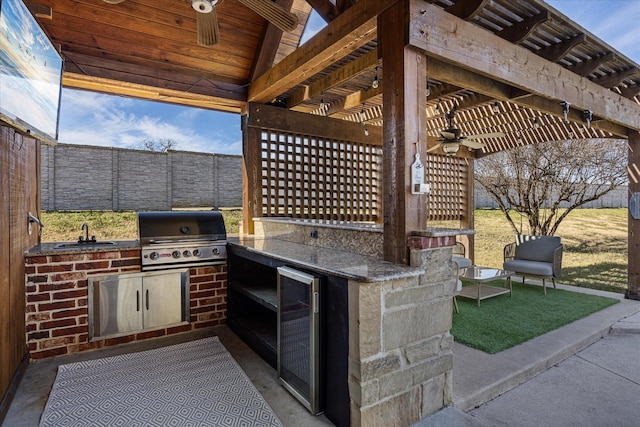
146 289 150 310
136 291 140 312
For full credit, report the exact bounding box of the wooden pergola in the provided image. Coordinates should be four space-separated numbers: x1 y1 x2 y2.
32 0 640 294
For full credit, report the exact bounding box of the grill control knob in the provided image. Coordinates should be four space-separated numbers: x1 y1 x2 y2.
172 250 181 259
212 247 219 255
193 249 201 257
149 252 160 261
183 250 192 257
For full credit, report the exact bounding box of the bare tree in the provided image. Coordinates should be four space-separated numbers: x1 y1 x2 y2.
475 138 627 236
137 138 177 152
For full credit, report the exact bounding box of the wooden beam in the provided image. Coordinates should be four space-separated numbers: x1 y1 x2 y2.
536 34 587 62
246 103 382 144
445 0 489 21
287 49 379 107
306 0 338 22
496 10 550 44
567 52 615 77
26 2 52 19
380 1 428 264
63 73 245 113
325 85 383 116
410 1 640 131
249 0 398 103
620 83 640 99
591 67 640 89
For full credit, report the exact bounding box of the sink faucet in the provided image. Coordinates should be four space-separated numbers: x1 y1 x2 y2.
79 222 96 243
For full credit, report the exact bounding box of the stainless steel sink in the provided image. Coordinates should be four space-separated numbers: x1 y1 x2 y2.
53 241 117 249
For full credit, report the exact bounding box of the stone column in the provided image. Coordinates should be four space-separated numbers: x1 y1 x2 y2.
348 231 456 426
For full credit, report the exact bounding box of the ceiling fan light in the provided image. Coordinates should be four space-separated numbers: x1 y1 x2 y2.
442 142 459 156
192 0 214 13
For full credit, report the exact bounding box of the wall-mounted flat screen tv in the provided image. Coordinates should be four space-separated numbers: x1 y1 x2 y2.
0 0 63 141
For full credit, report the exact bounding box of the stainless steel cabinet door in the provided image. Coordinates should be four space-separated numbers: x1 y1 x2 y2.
143 270 186 329
90 274 143 338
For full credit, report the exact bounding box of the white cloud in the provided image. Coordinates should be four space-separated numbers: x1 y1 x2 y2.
58 89 242 155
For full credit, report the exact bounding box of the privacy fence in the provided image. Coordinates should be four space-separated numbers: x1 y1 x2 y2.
41 143 627 212
41 144 242 211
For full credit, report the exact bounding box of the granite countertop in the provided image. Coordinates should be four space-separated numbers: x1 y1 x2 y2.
228 237 423 282
26 240 140 256
254 217 383 232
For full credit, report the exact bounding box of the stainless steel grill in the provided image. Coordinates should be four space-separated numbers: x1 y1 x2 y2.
138 211 227 271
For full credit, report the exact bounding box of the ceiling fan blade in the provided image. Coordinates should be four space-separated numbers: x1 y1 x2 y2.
440 130 457 140
238 0 299 32
103 0 126 3
196 7 220 47
465 132 506 140
461 140 485 150
427 143 443 153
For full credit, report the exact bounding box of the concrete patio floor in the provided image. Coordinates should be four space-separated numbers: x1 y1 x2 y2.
4 282 639 427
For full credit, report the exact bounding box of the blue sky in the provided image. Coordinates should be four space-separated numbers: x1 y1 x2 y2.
56 1 640 155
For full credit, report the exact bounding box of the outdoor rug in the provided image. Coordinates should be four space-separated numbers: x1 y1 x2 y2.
39 336 283 427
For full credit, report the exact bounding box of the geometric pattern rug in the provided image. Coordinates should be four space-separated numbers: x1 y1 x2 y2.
39 337 284 427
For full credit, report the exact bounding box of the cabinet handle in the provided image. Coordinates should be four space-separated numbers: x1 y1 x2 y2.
146 289 150 310
136 291 140 312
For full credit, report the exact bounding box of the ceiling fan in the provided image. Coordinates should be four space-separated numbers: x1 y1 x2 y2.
427 107 505 156
102 0 298 47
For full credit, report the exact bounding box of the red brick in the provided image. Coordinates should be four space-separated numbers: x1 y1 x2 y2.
26 304 36 313
26 324 36 332
111 258 140 268
215 273 228 281
27 312 51 322
52 308 86 319
189 275 210 284
73 341 103 353
50 254 85 263
194 319 223 329
25 256 48 264
167 324 192 335
27 275 49 283
52 326 87 337
75 261 110 271
40 336 77 350
192 290 215 299
25 284 37 293
27 293 51 303
91 252 123 260
51 272 85 282
37 264 73 274
39 300 76 311
53 289 86 300
119 250 141 258
25 265 36 275
31 347 68 359
104 335 136 346
41 318 77 330
136 329 165 340
28 331 50 340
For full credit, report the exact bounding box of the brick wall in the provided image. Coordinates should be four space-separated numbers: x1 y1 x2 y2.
25 249 227 360
41 144 242 211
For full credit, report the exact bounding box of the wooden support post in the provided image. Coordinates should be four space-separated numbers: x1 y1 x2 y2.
241 111 262 235
462 159 475 262
627 130 640 298
379 1 428 264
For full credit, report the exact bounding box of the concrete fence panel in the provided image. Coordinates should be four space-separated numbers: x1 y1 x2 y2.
41 144 243 211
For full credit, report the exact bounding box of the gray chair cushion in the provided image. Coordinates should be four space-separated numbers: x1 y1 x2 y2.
514 235 561 263
504 259 554 277
453 256 472 268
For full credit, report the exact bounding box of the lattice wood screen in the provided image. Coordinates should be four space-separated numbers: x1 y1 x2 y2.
427 154 469 221
260 130 381 221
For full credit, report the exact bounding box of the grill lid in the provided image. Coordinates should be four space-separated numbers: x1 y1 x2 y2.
138 211 227 245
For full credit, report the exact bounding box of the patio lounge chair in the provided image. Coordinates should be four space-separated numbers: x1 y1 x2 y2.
452 242 471 313
503 235 563 295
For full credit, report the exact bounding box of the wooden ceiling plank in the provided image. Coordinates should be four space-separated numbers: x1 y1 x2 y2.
248 0 398 103
287 49 379 107
26 2 52 19
620 83 640 99
325 86 383 116
306 0 338 22
496 10 550 44
536 34 587 62
567 52 616 77
249 0 296 82
410 1 640 132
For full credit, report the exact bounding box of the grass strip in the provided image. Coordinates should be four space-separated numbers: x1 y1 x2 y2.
451 281 618 354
